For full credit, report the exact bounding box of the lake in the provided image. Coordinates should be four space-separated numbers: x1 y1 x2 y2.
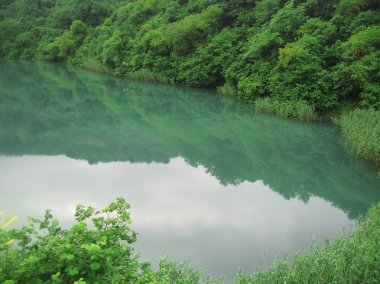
0 60 379 280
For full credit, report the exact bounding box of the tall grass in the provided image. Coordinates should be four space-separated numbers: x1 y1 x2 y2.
340 109 380 166
217 82 237 97
234 202 380 283
81 59 112 74
128 69 174 84
254 97 316 121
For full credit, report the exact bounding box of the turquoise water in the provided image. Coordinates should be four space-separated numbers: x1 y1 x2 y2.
0 60 379 279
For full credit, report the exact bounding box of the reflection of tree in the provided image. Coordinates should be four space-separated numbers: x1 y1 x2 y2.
0 60 379 218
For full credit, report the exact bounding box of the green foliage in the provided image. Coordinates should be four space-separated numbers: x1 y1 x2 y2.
254 97 316 121
342 26 380 58
0 18 21 56
0 198 145 283
177 27 243 87
253 0 284 25
269 35 339 110
234 202 380 283
165 5 223 56
340 109 380 166
40 20 88 62
336 0 379 17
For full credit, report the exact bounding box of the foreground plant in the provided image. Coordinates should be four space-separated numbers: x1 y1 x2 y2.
0 198 147 283
0 198 221 284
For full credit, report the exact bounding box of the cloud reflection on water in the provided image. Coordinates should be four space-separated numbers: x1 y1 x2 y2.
0 155 353 279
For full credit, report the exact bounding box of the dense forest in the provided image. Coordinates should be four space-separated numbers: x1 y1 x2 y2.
0 0 379 112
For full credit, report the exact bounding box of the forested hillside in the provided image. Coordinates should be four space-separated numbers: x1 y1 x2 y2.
1 0 379 113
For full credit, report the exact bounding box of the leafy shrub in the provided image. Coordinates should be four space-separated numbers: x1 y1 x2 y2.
340 108 380 166
164 5 223 55
0 198 146 283
0 198 223 284
270 36 339 110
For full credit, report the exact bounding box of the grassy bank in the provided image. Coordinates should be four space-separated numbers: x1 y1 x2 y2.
252 100 379 168
80 59 112 74
235 203 380 283
1 199 379 283
128 69 174 84
254 98 316 122
339 109 380 167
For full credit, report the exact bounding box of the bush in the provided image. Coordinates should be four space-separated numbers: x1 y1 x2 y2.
254 97 316 121
340 108 380 166
0 198 222 284
0 198 146 283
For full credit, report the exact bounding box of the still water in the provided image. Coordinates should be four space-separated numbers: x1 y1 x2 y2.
0 60 379 280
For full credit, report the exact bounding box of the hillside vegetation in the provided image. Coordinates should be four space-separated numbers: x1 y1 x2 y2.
0 0 379 112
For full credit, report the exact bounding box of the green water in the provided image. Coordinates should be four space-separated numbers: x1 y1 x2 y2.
0 60 379 279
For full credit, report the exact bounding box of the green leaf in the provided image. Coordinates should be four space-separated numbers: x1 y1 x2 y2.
68 268 79 276
73 278 86 284
66 254 75 261
90 262 101 271
51 272 61 281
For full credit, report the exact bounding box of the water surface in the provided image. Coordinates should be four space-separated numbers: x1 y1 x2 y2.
0 60 379 280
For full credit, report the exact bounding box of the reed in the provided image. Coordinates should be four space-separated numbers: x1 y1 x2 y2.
254 97 316 121
340 108 380 166
128 69 174 84
81 59 112 74
217 82 237 97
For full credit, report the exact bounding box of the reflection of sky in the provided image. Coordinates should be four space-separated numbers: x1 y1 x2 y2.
0 155 353 280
